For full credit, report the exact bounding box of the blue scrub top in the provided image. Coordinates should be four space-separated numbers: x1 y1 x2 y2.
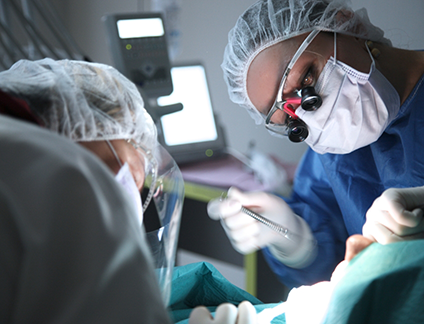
263 74 424 289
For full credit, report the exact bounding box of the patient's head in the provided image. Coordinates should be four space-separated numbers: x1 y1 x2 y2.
345 235 374 261
285 235 374 324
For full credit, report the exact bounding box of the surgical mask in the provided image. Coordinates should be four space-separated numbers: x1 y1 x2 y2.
106 139 184 306
296 47 400 155
115 162 144 225
106 140 144 225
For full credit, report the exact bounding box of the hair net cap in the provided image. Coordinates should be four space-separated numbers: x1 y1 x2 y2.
222 0 391 124
0 58 157 152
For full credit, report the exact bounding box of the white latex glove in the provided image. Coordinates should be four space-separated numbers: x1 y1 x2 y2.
188 301 256 324
363 186 424 244
207 187 317 268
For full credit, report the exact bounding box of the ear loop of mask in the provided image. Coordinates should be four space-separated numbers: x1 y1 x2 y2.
106 139 156 213
333 32 337 63
106 139 123 168
127 140 158 213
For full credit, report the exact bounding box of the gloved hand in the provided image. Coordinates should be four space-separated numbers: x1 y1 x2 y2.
188 301 256 324
363 186 424 244
207 187 317 268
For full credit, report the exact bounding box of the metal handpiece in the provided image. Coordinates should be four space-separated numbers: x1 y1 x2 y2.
218 192 296 241
240 206 294 241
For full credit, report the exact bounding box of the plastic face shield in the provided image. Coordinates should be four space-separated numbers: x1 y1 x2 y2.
264 30 321 141
137 142 185 306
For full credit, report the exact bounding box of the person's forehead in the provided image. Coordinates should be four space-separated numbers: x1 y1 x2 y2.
251 35 305 77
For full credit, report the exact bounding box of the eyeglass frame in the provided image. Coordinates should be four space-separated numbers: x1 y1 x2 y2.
264 29 321 134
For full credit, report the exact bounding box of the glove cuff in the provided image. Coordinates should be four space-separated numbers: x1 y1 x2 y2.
268 215 317 268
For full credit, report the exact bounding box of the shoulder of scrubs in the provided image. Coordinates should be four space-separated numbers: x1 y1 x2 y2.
0 115 171 324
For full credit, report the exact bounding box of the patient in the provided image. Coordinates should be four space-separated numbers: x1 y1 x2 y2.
320 236 424 324
188 234 424 324
283 235 374 324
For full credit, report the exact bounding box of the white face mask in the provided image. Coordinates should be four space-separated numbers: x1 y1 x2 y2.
115 162 144 226
296 51 400 155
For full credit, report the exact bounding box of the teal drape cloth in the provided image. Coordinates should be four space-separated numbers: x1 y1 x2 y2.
169 240 424 324
168 262 285 324
324 240 424 324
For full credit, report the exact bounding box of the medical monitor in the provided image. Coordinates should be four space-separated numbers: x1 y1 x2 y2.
156 63 226 164
102 12 173 97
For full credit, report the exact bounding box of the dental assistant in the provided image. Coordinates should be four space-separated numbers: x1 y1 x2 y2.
0 59 175 323
208 0 424 288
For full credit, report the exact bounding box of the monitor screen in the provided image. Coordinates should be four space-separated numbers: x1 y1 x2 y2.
157 64 218 146
155 63 226 164
116 18 165 39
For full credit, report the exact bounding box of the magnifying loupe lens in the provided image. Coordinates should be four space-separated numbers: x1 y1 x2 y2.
288 119 308 142
301 86 322 111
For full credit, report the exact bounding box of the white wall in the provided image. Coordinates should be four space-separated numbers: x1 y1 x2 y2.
61 0 424 165
352 0 424 50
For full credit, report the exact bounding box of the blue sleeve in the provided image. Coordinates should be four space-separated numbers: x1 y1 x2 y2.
262 148 349 289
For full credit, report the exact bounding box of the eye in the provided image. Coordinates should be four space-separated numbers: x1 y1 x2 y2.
301 67 315 87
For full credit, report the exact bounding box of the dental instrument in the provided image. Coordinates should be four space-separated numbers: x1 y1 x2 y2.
240 206 296 241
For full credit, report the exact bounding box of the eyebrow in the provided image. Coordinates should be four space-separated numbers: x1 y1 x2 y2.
272 30 321 106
